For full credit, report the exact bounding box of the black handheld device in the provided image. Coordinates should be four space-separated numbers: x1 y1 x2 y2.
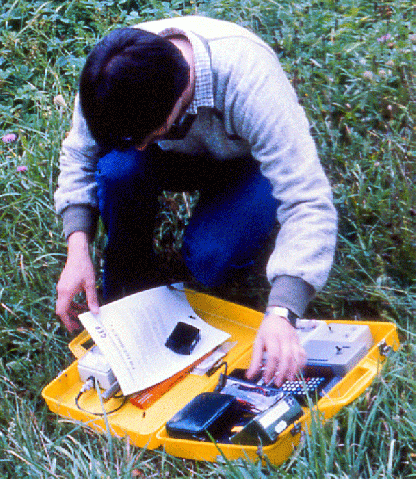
165 321 201 355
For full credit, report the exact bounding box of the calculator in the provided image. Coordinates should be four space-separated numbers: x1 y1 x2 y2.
228 368 331 406
275 376 328 405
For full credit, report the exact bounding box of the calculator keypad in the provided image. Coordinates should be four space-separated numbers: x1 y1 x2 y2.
276 376 327 404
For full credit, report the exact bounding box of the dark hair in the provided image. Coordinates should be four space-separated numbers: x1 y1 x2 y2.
79 27 190 149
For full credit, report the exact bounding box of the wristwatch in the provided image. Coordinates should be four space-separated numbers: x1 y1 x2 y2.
265 306 297 328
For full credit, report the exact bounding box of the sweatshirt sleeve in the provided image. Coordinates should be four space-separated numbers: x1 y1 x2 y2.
54 95 102 240
220 41 338 316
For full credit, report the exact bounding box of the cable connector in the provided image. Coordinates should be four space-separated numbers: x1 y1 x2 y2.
102 380 121 401
78 345 117 390
75 375 126 416
79 376 95 394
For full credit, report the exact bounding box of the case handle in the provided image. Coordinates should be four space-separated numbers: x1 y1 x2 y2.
68 330 92 359
317 358 377 413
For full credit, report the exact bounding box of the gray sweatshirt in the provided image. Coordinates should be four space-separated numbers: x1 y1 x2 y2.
54 15 337 316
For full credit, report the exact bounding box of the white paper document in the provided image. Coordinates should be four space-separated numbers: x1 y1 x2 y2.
78 285 230 395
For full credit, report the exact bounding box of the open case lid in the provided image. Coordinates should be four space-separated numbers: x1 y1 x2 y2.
42 290 400 461
42 290 262 448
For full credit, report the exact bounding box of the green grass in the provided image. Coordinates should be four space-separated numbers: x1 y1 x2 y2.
1 0 415 477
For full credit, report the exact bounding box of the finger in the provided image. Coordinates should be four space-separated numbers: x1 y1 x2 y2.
274 339 297 386
56 278 79 318
298 345 307 369
246 337 264 380
283 346 300 382
85 280 99 315
274 368 289 387
292 343 307 371
284 345 307 382
56 284 82 332
55 292 71 324
263 347 280 385
284 353 298 382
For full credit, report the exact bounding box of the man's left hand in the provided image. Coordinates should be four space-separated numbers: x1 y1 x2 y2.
246 312 306 387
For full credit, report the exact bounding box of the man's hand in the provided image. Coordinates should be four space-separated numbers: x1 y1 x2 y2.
56 231 99 332
246 312 306 387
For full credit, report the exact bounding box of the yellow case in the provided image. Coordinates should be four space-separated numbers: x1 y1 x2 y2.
42 290 399 465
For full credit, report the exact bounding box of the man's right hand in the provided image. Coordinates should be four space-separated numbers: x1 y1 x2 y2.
56 231 100 332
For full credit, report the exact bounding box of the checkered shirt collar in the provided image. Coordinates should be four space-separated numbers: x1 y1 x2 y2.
158 27 214 114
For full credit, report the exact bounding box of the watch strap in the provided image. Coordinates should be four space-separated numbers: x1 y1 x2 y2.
266 306 297 328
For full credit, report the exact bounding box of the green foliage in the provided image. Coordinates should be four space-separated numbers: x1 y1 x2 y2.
0 0 415 477
201 0 416 319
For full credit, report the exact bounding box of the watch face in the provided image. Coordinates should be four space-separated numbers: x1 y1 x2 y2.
267 307 289 318
266 307 297 327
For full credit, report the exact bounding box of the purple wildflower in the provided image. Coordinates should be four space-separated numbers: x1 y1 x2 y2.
16 165 28 172
377 34 392 43
2 133 17 143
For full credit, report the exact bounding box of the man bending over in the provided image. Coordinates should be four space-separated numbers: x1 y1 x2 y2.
54 16 337 386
